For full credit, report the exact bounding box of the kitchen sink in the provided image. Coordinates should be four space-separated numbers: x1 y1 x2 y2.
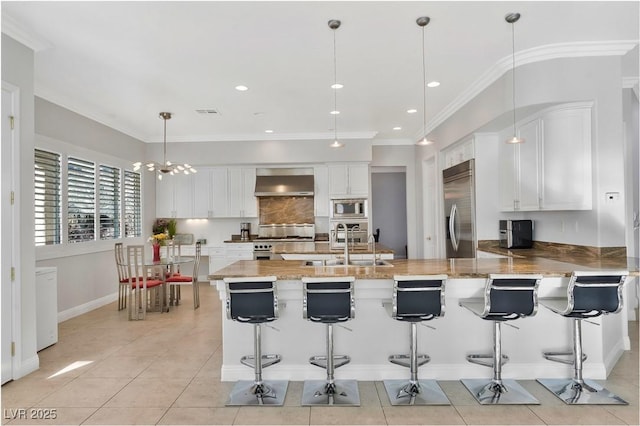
301 259 393 267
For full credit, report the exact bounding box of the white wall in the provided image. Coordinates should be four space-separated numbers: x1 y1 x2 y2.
1 33 38 378
430 55 631 248
34 98 152 316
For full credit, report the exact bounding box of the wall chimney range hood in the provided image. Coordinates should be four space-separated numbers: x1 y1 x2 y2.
254 168 315 196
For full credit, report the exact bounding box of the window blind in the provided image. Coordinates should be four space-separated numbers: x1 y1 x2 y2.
124 170 142 237
34 149 61 246
99 164 121 240
68 156 96 243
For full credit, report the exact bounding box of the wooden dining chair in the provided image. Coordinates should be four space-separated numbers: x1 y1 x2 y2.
166 241 202 309
127 245 164 320
114 243 129 311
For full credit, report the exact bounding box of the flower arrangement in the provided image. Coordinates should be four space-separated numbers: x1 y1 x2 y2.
152 218 177 239
148 232 168 246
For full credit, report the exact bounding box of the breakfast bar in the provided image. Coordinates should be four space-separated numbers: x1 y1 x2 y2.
209 257 638 382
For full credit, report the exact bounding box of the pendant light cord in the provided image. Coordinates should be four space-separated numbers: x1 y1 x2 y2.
422 24 427 139
163 115 167 167
333 28 338 143
511 21 517 137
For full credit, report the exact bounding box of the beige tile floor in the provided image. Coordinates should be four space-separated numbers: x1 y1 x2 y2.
1 284 638 425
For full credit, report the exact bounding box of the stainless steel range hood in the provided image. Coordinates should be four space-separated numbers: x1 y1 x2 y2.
254 167 314 196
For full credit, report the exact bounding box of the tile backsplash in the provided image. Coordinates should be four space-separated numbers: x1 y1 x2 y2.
259 196 314 224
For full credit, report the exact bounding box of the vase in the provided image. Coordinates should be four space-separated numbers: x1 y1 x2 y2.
152 243 161 262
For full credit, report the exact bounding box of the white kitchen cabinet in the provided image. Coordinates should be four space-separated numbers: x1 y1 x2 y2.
211 167 228 217
155 174 193 218
314 165 329 217
499 102 592 212
228 168 257 218
193 168 213 218
328 163 369 196
444 138 475 168
208 246 228 275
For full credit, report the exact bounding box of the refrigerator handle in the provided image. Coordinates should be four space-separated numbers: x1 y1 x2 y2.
449 203 459 252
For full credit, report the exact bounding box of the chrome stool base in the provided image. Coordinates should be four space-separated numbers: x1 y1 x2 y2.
461 378 539 405
301 380 360 406
383 379 449 405
226 380 288 406
537 378 627 405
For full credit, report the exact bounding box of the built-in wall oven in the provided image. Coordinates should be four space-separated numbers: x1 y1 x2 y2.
330 198 368 220
329 221 369 249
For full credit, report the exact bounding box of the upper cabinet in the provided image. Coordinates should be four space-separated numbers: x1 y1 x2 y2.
156 167 257 219
499 102 592 212
328 163 369 196
314 165 329 217
443 138 475 169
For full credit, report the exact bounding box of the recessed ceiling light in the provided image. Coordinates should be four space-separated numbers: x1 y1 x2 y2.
393 126 402 130
265 129 274 133
427 81 440 88
330 110 340 115
235 85 249 91
331 83 344 89
407 109 417 114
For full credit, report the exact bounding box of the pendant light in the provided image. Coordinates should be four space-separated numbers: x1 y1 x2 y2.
505 12 524 144
133 112 196 180
328 19 344 148
416 16 434 146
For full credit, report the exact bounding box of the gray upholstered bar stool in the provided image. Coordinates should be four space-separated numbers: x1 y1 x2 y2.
224 276 288 406
383 274 450 405
537 270 628 405
301 276 360 406
459 274 542 405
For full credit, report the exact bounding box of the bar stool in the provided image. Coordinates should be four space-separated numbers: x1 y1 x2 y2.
383 275 450 405
224 276 288 406
301 276 360 406
537 270 628 405
459 274 542 404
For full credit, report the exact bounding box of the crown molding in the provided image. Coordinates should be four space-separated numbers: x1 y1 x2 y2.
372 138 414 146
424 40 639 136
1 14 52 51
622 76 639 89
158 130 379 143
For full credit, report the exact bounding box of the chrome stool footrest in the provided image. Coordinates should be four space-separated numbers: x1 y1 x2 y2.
536 378 627 405
461 378 539 405
301 379 360 406
466 353 509 368
226 380 289 406
383 379 449 405
240 354 282 369
542 350 587 365
309 354 350 370
388 354 430 368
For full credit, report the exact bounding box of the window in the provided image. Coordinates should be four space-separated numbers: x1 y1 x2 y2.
34 149 61 246
123 170 142 237
67 156 96 243
99 164 120 240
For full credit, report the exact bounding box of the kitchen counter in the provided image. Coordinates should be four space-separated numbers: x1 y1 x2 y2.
271 241 394 256
208 256 638 281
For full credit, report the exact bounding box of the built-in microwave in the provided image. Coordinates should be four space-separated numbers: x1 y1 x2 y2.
329 221 369 249
330 198 368 219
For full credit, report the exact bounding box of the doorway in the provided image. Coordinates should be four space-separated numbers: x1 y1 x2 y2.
371 168 407 259
1 84 16 384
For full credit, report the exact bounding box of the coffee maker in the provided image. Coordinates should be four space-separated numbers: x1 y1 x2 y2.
240 222 251 241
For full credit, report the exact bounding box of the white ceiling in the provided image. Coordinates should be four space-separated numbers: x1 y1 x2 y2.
2 1 639 145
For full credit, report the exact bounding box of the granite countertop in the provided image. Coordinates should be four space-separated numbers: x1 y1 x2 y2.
271 241 394 255
208 256 639 281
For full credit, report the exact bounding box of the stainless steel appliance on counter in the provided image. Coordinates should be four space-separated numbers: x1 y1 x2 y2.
240 222 251 241
330 197 368 219
499 220 533 249
443 159 476 258
329 220 369 249
252 223 315 260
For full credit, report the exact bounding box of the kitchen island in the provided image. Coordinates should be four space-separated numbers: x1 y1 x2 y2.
209 257 638 382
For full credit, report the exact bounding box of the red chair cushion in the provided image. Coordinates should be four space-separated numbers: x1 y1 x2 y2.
166 275 193 283
130 279 163 289
121 277 145 283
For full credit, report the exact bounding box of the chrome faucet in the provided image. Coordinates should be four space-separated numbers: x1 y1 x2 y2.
368 233 376 264
338 223 349 265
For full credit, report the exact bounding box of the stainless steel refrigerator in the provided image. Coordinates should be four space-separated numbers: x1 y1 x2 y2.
443 159 476 258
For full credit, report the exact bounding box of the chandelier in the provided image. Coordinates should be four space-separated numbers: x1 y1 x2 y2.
133 112 196 180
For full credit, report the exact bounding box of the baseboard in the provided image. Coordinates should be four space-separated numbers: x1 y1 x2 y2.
14 354 39 380
57 292 118 322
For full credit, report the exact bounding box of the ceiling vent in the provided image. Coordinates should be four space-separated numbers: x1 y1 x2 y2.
195 109 220 115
